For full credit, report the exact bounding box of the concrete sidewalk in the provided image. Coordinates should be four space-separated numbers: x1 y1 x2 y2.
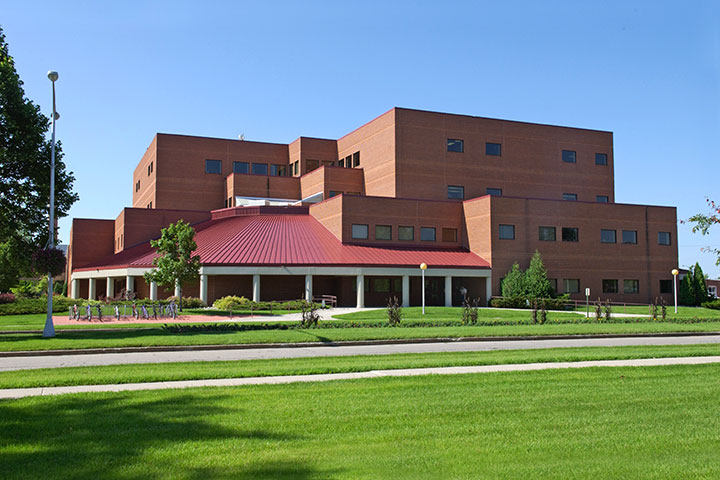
2 355 719 400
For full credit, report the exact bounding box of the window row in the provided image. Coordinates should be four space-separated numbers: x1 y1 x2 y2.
338 151 360 168
351 224 458 242
205 159 291 176
500 225 673 245
448 185 502 200
601 279 641 294
562 150 608 166
147 161 153 176
447 139 501 156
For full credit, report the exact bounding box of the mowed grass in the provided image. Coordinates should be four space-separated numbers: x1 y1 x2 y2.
571 304 720 319
1 343 719 389
2 364 719 479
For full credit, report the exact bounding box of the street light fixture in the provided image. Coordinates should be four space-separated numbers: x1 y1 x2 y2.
671 268 679 315
420 263 427 315
43 70 59 338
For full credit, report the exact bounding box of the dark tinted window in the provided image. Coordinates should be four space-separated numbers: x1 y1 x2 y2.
270 164 286 176
420 227 436 241
375 225 392 240
659 279 673 294
447 185 464 199
485 142 502 156
499 224 515 240
252 163 268 175
205 159 222 174
601 229 616 243
442 228 458 242
563 279 580 293
562 150 576 163
563 193 578 201
624 279 639 294
486 188 502 196
658 232 671 245
562 227 579 242
595 153 608 165
352 151 360 167
602 279 618 293
398 226 414 241
596 195 609 203
447 139 464 153
233 161 249 174
539 226 556 241
351 224 368 239
622 230 638 244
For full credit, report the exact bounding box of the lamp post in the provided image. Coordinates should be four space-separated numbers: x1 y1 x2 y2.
671 268 679 314
43 70 59 338
420 263 427 315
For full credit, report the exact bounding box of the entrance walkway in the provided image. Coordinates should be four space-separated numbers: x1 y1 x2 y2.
2 355 719 400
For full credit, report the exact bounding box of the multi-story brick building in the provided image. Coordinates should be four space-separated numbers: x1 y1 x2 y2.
67 107 678 307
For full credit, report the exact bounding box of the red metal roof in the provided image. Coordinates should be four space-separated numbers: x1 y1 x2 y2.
75 214 489 271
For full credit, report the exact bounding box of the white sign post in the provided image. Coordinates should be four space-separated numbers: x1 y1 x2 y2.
585 288 590 318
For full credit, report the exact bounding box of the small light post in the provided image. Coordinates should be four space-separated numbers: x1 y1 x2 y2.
671 268 679 314
585 287 590 318
43 70 59 338
420 263 427 315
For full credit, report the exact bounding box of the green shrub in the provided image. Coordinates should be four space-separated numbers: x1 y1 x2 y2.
167 296 206 308
0 296 76 315
489 294 571 310
213 295 250 311
702 299 720 310
10 280 44 298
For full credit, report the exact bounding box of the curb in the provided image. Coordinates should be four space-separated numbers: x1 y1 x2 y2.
1 331 719 358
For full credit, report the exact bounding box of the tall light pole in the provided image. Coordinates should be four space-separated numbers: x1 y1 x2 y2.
420 263 427 315
43 70 59 338
671 268 679 315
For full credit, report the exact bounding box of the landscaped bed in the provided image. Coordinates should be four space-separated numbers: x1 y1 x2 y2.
1 364 719 479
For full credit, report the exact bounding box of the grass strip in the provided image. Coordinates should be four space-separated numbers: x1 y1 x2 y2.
1 343 719 389
1 364 720 479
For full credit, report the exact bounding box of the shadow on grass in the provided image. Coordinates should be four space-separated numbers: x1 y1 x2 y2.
0 391 329 479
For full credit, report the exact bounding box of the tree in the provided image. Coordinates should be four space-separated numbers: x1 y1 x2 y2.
143 220 200 310
524 250 554 298
688 198 720 266
501 262 526 297
0 26 78 290
691 262 709 306
678 272 695 306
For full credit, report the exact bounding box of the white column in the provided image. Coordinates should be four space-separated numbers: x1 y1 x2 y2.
88 278 96 300
126 275 134 295
485 275 493 306
106 277 114 299
444 276 452 307
174 281 181 298
356 274 364 308
305 274 313 302
200 274 208 305
253 274 261 302
70 278 78 299
402 275 410 307
150 281 158 301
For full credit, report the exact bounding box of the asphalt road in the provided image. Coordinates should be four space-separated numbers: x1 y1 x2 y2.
1 334 720 372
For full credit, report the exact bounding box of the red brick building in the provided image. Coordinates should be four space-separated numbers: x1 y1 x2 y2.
67 108 678 307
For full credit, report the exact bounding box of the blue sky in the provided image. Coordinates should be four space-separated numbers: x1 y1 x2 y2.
3 0 719 277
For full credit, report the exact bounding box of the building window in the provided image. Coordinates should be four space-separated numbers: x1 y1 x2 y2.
485 142 502 156
602 279 619 293
549 278 558 294
563 279 580 293
352 151 360 167
398 226 414 241
659 279 673 294
709 285 717 298
562 150 576 163
375 225 392 240
595 153 608 165
147 202 152 209
293 161 299 176
596 195 609 203
624 279 640 294
233 161 249 174
135 180 140 192
338 158 344 168
447 185 464 199
563 193 578 201
328 191 341 198
562 227 579 242
600 229 617 243
147 162 153 176
447 139 464 153
622 230 638 244
205 159 222 174
252 163 268 175
305 159 320 173
351 224 368 240
442 228 458 242
499 224 515 240
373 278 391 293
420 227 436 241
539 226 556 241
486 188 502 196
270 164 286 176
658 232 671 245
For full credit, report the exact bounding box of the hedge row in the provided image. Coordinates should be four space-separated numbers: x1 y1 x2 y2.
488 295 572 310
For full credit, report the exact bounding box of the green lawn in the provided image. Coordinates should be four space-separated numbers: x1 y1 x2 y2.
571 304 720 318
1 343 719 389
1 364 719 479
